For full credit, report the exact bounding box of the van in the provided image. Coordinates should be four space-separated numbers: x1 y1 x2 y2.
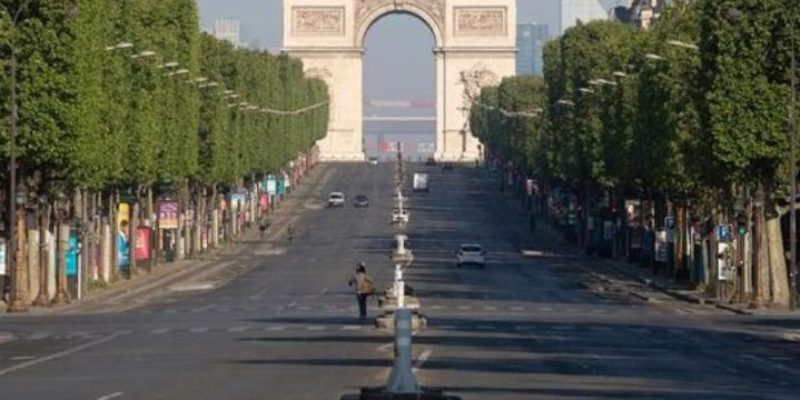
413 173 429 193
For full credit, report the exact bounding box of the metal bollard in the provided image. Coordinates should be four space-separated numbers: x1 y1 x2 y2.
384 308 419 393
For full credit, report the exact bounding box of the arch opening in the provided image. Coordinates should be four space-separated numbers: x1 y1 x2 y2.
363 13 437 160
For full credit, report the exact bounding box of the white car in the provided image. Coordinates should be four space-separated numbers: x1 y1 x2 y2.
328 192 345 208
457 244 486 268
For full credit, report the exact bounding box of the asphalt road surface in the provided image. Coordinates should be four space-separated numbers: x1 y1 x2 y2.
2 162 800 400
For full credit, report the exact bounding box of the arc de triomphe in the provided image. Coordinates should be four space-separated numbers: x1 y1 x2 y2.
283 0 516 161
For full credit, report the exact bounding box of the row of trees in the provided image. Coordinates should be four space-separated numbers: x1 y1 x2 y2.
0 0 328 295
1 0 327 197
471 0 799 306
1 0 327 213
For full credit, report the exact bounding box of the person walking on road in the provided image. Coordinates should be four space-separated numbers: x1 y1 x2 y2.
258 214 270 240
348 263 375 322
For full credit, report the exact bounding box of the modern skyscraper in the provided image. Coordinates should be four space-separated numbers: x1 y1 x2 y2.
560 0 612 34
212 19 241 48
517 23 550 76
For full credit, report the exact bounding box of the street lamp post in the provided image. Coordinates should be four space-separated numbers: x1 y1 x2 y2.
789 13 798 309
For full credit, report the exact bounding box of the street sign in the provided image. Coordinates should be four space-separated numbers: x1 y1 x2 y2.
66 233 79 277
266 175 277 195
0 240 6 275
655 230 669 262
717 224 732 242
665 217 676 243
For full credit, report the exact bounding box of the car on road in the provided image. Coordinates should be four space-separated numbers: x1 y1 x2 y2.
368 156 379 165
353 194 370 208
425 157 437 166
328 192 345 208
413 173 429 192
442 163 454 171
456 244 486 268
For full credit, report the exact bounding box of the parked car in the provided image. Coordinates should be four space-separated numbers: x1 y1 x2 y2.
368 157 379 165
353 194 370 208
425 157 437 166
456 244 486 268
328 192 345 208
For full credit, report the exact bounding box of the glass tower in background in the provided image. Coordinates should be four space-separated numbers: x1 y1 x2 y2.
516 23 550 76
560 0 612 34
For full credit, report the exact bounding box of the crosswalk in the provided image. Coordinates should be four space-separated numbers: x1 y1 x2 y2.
131 302 672 317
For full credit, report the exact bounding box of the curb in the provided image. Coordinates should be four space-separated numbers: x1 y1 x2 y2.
0 331 15 344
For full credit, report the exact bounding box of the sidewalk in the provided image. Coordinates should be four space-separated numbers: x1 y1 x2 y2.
0 164 329 316
486 169 799 317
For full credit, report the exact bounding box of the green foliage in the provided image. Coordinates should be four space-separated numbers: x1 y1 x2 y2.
475 0 798 208
0 0 329 196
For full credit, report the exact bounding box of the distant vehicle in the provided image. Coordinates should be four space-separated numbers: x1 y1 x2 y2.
425 158 437 166
392 208 410 224
368 157 379 165
442 163 454 171
413 173 429 193
456 244 486 268
353 195 370 208
328 192 345 208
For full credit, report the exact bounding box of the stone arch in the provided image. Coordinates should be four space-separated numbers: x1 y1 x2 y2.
354 1 445 49
283 0 516 161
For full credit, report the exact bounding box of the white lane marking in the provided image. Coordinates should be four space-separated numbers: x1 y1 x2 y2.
306 326 326 331
341 325 363 331
227 326 250 333
249 288 269 300
482 306 497 311
430 305 444 310
457 305 472 311
377 342 394 352
9 356 35 361
190 305 214 313
510 306 525 312
538 307 553 312
189 327 209 334
97 392 124 400
413 349 433 372
28 332 52 340
0 331 126 377
150 328 170 335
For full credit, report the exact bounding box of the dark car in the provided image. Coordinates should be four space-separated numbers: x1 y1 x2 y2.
442 163 454 171
353 195 370 208
425 157 437 166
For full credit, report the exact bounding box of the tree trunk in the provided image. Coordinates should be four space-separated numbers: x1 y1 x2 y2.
110 191 119 282
766 206 790 306
754 205 771 305
130 186 140 276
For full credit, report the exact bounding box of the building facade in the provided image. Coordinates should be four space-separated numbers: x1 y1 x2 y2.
212 19 241 48
517 22 550 76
